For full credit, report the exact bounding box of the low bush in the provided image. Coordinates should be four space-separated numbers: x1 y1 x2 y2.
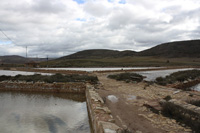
155 77 168 85
3 67 11 70
0 73 98 84
187 100 200 107
163 95 172 101
0 75 11 81
108 73 143 82
155 70 200 85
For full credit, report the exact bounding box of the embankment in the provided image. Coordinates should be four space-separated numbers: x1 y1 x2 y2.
0 80 122 132
0 81 86 93
86 84 122 133
161 99 200 131
168 79 200 90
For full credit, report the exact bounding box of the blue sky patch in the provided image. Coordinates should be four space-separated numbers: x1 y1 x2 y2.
73 0 86 4
0 40 12 45
108 0 114 3
119 0 126 4
76 18 86 22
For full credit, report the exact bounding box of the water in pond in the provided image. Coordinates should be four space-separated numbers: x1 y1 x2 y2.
0 70 51 76
190 83 200 91
137 68 197 81
0 92 90 133
39 67 163 72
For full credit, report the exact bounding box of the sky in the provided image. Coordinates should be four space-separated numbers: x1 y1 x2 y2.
0 0 200 58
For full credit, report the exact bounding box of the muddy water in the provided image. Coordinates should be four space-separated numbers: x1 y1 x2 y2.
0 70 51 76
137 68 196 81
190 83 200 91
39 67 163 72
0 92 90 133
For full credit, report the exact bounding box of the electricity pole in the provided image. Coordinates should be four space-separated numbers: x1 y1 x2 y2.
26 46 27 58
47 55 48 68
26 46 28 68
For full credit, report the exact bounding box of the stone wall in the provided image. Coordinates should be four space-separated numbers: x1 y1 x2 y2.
0 81 124 132
160 99 200 131
166 99 200 119
0 81 86 93
86 84 122 133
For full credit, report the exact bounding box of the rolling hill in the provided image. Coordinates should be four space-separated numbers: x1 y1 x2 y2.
0 55 47 64
2 40 200 67
43 40 200 67
138 40 200 57
60 49 137 59
60 40 200 59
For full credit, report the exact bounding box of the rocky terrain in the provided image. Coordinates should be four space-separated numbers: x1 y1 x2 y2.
94 70 200 133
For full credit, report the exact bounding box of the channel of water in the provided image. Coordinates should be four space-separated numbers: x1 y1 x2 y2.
0 92 91 133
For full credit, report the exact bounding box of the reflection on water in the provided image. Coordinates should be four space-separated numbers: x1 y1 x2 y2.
0 70 51 76
137 68 196 81
0 92 90 133
190 84 200 91
39 67 163 72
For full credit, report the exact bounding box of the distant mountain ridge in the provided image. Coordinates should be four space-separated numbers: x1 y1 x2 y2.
1 40 200 65
0 55 47 64
60 49 136 59
60 40 200 59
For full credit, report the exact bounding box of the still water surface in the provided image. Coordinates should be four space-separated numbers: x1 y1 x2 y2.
0 70 50 76
190 83 200 91
0 92 90 133
39 67 162 72
137 68 196 81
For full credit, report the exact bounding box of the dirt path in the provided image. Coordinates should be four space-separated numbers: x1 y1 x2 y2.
95 72 197 133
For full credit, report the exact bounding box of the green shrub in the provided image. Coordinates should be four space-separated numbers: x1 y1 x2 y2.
0 73 98 84
108 73 143 82
0 75 11 81
188 100 200 107
155 77 167 85
156 70 200 85
163 95 172 101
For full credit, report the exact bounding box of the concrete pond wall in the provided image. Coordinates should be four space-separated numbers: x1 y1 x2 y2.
86 84 122 133
160 99 200 131
0 81 122 133
165 99 200 119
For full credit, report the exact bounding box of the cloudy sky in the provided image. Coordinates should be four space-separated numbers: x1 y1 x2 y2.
0 0 200 58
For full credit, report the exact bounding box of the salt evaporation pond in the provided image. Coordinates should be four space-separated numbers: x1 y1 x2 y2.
190 83 200 91
137 68 197 81
0 92 90 133
0 70 50 76
39 67 162 72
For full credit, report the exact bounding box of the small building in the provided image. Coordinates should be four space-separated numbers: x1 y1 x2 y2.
25 61 40 68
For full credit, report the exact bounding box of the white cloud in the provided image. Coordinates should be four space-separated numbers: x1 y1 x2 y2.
0 0 199 57
83 1 111 17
